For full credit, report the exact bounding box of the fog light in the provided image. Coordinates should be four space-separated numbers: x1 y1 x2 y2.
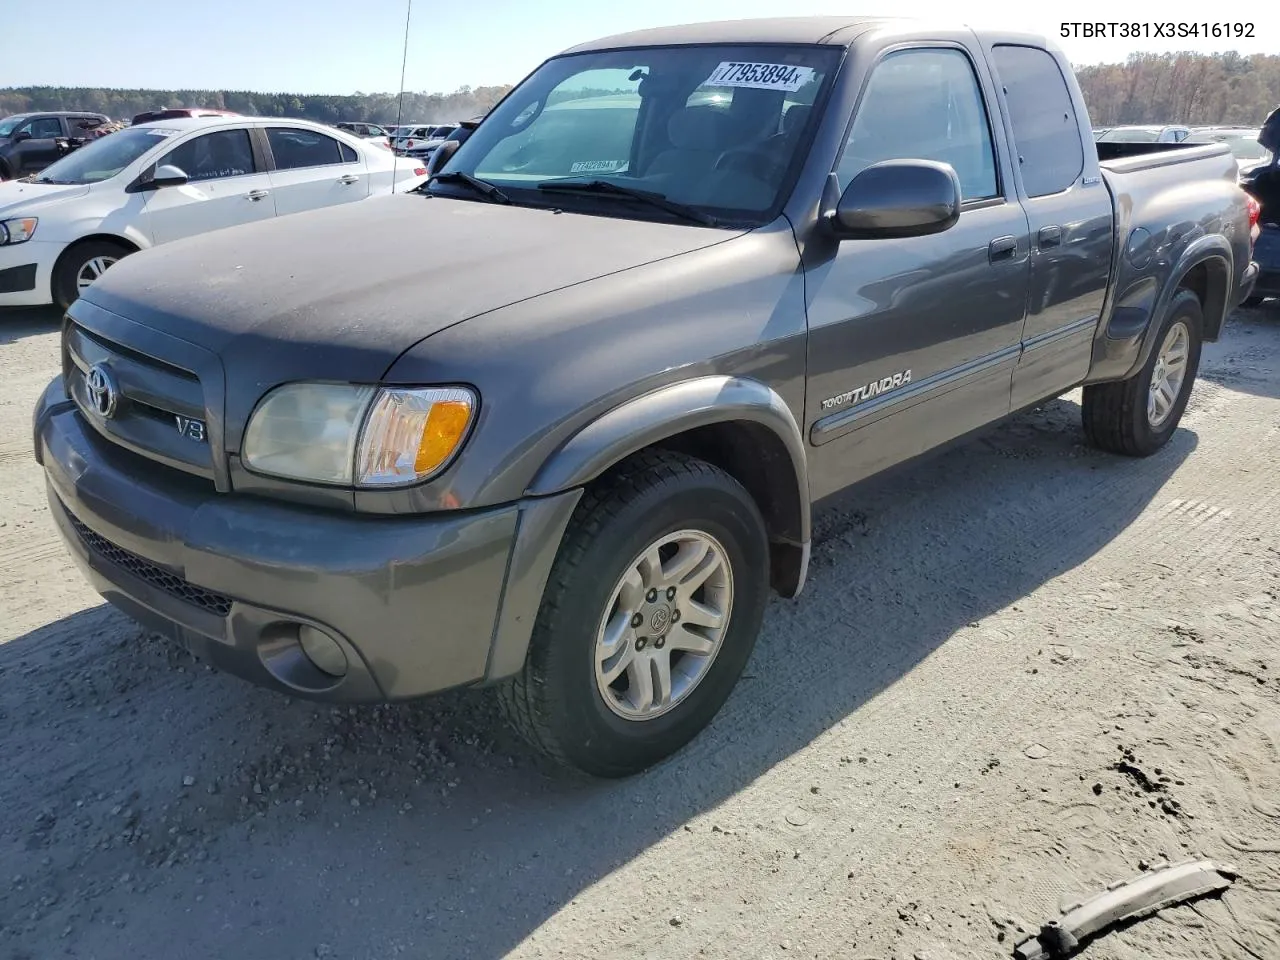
298 625 348 677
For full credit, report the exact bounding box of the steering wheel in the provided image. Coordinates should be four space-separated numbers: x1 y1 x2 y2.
712 146 781 183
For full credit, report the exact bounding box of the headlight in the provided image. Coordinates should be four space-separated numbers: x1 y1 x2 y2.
0 217 37 245
242 383 476 487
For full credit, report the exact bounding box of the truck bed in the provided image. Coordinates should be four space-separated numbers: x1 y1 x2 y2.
1096 139 1228 170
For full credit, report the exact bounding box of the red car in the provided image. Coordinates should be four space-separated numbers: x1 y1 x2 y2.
131 108 240 125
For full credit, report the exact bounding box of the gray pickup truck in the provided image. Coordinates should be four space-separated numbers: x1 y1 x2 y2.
34 18 1259 777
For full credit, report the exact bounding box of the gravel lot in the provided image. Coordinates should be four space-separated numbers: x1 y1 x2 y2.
2 303 1278 960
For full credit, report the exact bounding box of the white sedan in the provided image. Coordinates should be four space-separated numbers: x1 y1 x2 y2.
0 116 428 309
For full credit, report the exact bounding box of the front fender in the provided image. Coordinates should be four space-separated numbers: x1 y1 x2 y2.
528 377 809 524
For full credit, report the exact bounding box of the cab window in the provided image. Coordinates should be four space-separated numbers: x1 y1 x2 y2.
838 48 999 202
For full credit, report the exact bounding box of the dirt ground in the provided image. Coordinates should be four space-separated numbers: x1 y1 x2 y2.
1 303 1278 960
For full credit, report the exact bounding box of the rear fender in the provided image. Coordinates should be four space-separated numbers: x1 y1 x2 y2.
1087 235 1232 383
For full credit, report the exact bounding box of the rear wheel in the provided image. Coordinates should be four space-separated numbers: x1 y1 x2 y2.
1082 288 1203 457
499 450 770 778
52 240 132 311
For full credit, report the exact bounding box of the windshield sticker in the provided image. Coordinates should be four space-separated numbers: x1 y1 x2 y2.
146 128 179 136
703 62 815 92
569 159 624 174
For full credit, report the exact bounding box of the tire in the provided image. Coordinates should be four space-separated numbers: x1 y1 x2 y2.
0 160 12 181
1082 288 1203 457
1242 295 1266 308
52 240 132 311
499 449 770 778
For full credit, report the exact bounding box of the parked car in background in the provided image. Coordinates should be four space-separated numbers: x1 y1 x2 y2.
401 125 462 162
1189 127 1272 179
390 125 438 153
31 18 1259 778
1095 124 1193 144
0 116 428 309
335 122 390 139
1240 112 1280 306
133 108 238 125
0 112 110 180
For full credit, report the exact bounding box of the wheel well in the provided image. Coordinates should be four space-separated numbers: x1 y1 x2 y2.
642 420 807 597
50 235 139 302
1176 259 1230 340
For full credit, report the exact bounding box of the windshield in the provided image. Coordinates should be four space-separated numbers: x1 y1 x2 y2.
31 127 175 184
437 44 840 224
0 116 30 137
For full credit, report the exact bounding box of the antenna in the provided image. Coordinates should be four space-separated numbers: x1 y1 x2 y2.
392 0 414 192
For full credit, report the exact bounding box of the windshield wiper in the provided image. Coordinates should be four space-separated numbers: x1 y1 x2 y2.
29 176 73 184
536 179 719 226
428 171 510 204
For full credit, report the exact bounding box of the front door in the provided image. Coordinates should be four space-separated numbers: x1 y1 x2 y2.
804 45 1031 500
14 116 65 174
143 128 276 245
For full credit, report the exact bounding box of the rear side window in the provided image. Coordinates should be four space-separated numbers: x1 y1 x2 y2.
268 128 358 169
991 45 1084 197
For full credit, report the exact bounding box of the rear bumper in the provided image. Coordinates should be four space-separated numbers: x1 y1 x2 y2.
34 378 579 702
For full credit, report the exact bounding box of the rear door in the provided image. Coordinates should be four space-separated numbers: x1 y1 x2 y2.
985 43 1114 408
805 44 1031 497
263 126 370 216
143 127 276 244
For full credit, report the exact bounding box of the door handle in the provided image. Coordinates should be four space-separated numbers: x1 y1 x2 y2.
338 174 360 185
988 236 1017 262
1038 225 1063 249
245 189 270 201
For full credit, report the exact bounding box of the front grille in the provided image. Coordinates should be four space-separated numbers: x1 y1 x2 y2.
68 514 233 617
63 322 214 480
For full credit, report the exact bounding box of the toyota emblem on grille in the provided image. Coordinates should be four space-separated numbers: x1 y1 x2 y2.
84 364 119 419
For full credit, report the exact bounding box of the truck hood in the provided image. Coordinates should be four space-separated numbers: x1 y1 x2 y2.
0 179 92 214
81 193 743 385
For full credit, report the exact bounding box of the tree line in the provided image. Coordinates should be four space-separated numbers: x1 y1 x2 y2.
0 85 514 126
5 51 1280 129
1074 52 1279 126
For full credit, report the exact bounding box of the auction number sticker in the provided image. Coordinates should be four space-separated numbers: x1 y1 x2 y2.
703 62 815 92
570 159 624 173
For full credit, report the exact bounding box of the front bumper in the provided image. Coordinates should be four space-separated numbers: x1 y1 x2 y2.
0 240 61 307
34 378 580 702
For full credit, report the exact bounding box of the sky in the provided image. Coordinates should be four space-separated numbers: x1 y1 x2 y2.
2 0 1276 94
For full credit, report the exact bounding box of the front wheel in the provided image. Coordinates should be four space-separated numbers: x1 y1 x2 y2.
52 240 132 311
1242 295 1266 309
499 450 770 778
1082 288 1203 457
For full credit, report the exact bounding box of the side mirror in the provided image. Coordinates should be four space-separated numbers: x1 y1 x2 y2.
828 159 961 240
425 139 461 178
12 130 31 143
149 164 190 188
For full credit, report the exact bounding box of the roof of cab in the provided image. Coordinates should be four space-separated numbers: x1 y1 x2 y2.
561 16 911 53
